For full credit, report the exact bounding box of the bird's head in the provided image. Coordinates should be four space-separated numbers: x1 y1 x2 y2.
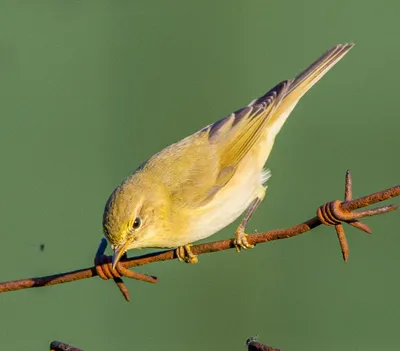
102 174 170 268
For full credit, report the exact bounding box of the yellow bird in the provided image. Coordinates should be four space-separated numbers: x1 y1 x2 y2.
103 44 354 268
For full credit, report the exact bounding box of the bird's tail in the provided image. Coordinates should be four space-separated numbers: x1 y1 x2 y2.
265 43 354 132
287 43 354 98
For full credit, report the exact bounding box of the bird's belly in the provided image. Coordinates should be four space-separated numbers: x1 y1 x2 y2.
185 166 263 244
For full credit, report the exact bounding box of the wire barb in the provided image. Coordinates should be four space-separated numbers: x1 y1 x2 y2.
317 171 397 262
246 337 281 351
94 238 158 301
50 340 83 351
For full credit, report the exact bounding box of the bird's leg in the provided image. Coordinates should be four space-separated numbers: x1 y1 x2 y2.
176 244 198 264
234 186 266 252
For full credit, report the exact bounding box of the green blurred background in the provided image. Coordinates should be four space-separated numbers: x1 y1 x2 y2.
0 1 398 350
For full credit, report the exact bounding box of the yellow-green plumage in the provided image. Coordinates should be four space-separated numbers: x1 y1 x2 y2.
103 44 354 266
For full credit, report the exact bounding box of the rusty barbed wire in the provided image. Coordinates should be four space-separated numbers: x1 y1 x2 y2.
0 171 398 301
50 340 83 351
49 338 278 351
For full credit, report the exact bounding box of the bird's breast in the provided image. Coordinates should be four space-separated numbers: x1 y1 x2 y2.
184 159 264 243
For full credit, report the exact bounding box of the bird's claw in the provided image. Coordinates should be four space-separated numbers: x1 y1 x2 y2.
234 227 254 252
176 244 198 264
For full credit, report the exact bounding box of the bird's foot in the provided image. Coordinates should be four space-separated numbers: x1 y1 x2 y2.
234 226 254 252
176 244 198 264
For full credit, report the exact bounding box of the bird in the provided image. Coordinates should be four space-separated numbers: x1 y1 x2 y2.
102 43 354 268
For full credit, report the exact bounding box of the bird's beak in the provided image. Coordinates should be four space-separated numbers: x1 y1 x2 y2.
112 241 130 269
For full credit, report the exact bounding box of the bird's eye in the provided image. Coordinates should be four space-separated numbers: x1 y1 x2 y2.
132 217 142 229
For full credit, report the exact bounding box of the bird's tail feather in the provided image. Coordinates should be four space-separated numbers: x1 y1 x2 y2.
265 43 354 131
287 43 354 98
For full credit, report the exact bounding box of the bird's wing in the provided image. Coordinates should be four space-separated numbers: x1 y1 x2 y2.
145 80 290 208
